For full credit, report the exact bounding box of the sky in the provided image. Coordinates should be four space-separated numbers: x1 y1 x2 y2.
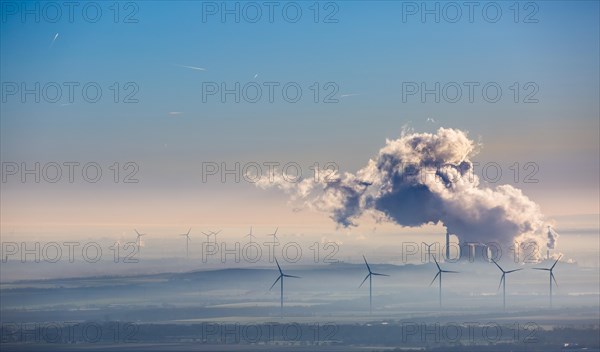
0 1 598 264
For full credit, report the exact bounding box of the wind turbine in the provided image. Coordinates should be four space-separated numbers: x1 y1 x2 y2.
134 229 146 253
244 226 256 243
359 255 389 315
492 259 522 310
270 257 300 317
201 231 213 243
209 229 221 244
422 242 435 263
179 228 192 257
430 256 458 308
267 227 279 243
533 255 561 308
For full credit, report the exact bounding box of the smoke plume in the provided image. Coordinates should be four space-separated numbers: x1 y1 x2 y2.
257 128 552 256
547 226 559 249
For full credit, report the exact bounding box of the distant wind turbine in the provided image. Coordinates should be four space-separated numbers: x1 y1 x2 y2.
134 229 146 258
134 229 146 247
209 229 221 244
201 231 213 243
267 227 279 243
270 257 300 317
492 259 522 310
244 226 256 243
179 228 192 258
532 255 561 308
359 255 389 315
430 256 458 308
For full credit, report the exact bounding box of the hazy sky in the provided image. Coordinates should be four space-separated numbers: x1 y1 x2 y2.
1 1 598 251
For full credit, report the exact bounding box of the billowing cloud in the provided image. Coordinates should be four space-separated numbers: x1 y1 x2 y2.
257 128 551 256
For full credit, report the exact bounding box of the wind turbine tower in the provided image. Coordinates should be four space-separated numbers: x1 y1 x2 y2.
245 227 256 243
492 259 523 310
270 257 300 317
445 230 450 261
430 256 458 307
179 228 192 257
533 255 561 308
267 227 279 243
359 255 389 314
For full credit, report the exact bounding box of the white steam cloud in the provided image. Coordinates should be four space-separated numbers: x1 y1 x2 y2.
257 128 554 256
547 226 559 249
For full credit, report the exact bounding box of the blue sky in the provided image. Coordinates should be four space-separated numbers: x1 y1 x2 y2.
1 1 598 241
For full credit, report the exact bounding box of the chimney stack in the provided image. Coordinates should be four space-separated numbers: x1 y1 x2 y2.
445 230 450 260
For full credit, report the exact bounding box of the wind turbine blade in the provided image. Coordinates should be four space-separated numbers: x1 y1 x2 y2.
359 274 370 288
275 257 282 274
186 228 191 235
532 268 550 271
442 270 459 273
274 227 278 235
506 269 522 273
135 229 141 236
492 259 504 273
363 255 371 273
270 275 281 291
372 272 389 277
429 272 440 287
497 274 505 291
551 273 558 287
283 274 300 278
551 255 562 270
433 256 441 271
